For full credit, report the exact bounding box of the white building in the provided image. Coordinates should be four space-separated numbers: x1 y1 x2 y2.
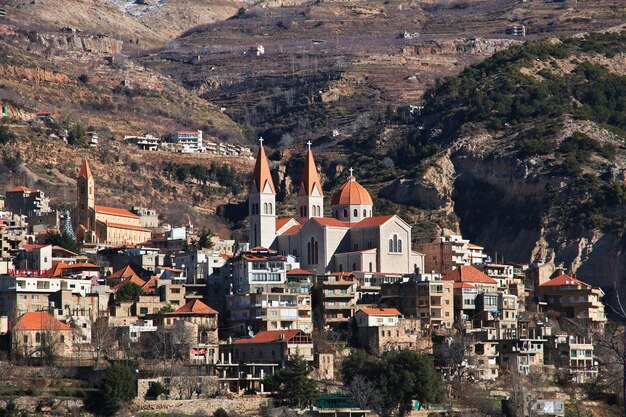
171 130 203 152
124 134 160 151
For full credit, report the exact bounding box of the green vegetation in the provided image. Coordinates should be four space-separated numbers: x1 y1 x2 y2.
556 131 615 176
341 349 443 417
116 282 144 303
0 124 16 145
264 356 319 408
163 162 245 195
413 32 626 162
97 364 138 416
145 381 168 400
44 230 80 254
212 409 229 417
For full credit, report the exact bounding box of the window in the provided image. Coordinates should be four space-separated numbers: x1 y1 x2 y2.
334 210 338 218
60 335 65 343
343 209 348 218
389 234 402 253
171 288 181 294
339 264 343 272
363 209 367 218
140 307 148 315
353 209 358 218
269 203 273 214
369 262 373 272
36 332 41 343
352 263 357 271
23 335 28 343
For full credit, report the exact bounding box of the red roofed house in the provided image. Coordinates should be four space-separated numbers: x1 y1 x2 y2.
248 141 424 275
536 274 606 324
152 300 219 364
218 329 313 393
12 311 73 359
354 307 422 355
76 159 152 247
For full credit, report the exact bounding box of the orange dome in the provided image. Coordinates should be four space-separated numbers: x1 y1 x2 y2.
331 176 373 206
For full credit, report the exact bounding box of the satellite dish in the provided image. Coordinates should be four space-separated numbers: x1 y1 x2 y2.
247 325 252 331
248 330 255 337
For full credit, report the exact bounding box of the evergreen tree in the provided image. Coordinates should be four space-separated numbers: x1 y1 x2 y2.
264 356 318 408
116 282 143 303
45 230 80 254
98 364 137 415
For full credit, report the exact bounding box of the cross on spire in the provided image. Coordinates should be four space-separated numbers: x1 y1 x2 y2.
306 141 312 151
259 137 264 147
349 167 354 176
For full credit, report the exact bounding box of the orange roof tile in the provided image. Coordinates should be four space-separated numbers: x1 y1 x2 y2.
48 261 70 277
276 218 299 231
282 225 302 235
78 159 92 179
251 145 275 193
233 330 304 345
112 275 146 291
287 268 313 275
358 307 401 316
351 215 395 228
13 312 71 331
174 299 218 314
331 175 373 206
443 265 498 284
311 217 349 228
539 274 591 288
103 222 152 233
298 148 323 197
20 244 50 251
108 264 141 280
453 282 476 289
62 262 99 269
7 186 37 193
95 206 140 219
141 276 159 294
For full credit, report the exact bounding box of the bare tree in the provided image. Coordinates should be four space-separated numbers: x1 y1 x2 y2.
433 321 474 394
348 375 381 411
91 316 115 370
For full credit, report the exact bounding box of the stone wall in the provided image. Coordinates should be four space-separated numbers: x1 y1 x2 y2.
132 396 270 416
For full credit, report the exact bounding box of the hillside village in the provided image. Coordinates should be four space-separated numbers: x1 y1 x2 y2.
0 141 621 417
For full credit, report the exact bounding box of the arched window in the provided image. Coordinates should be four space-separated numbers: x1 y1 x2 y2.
393 234 398 252
369 262 373 272
300 207 303 217
398 239 402 253
389 239 394 252
264 202 268 214
339 264 343 272
314 240 319 264
307 241 311 264
334 210 339 219
363 209 367 218
352 263 357 271
317 205 321 216
353 209 358 218
269 203 273 214
36 332 41 343
343 209 348 218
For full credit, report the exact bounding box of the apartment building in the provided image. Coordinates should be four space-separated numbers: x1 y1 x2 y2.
171 130 203 152
354 308 422 355
232 247 288 294
315 273 358 327
418 235 487 275
536 274 606 325
4 186 51 217
545 334 598 383
217 330 313 393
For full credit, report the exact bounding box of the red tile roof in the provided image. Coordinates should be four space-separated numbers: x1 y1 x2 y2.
311 217 349 228
282 225 302 235
351 215 395 228
108 264 141 280
62 262 99 269
112 275 146 291
276 218 298 231
453 282 476 289
13 312 71 331
443 265 498 284
251 145 275 193
298 148 323 196
539 274 591 288
358 307 401 316
174 299 218 314
331 175 373 206
141 276 159 294
7 186 37 193
78 159 92 179
233 330 303 345
287 268 313 275
20 244 50 251
95 206 140 219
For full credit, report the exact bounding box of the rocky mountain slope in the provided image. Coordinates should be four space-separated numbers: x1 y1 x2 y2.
381 30 626 290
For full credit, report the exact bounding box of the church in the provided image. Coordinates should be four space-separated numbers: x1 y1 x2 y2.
76 159 152 246
248 142 424 275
